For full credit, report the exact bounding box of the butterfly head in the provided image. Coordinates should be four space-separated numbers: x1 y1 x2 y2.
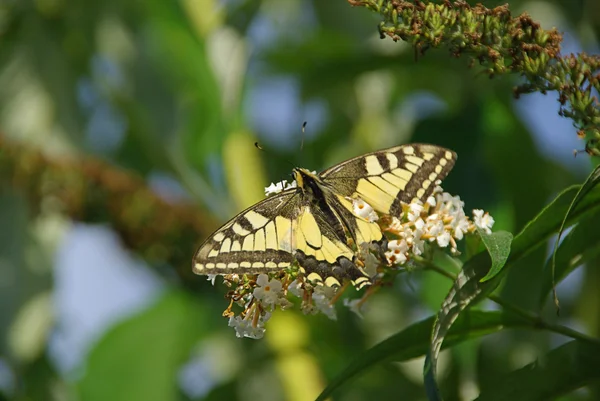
292 168 320 194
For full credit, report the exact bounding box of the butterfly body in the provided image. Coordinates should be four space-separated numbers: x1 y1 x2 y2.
193 144 456 286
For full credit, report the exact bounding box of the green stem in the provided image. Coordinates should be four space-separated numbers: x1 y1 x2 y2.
425 262 600 345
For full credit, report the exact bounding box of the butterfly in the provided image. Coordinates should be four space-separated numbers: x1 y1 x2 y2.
193 144 456 287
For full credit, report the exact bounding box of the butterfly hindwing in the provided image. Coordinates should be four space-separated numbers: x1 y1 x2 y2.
320 143 457 216
293 203 367 285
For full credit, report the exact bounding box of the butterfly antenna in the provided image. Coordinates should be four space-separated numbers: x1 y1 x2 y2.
300 121 307 151
255 141 296 169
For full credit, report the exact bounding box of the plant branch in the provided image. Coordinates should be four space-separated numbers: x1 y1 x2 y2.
0 135 216 286
348 0 600 155
425 262 600 345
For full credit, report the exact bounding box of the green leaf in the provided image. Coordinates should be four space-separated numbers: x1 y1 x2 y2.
315 311 531 401
511 184 600 261
146 0 226 164
550 164 600 310
464 234 482 260
77 291 203 401
425 183 600 400
478 230 513 282
538 210 600 308
425 252 499 401
475 340 600 401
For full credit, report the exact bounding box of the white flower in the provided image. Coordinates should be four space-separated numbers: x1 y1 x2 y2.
473 209 494 234
265 179 299 196
228 316 250 338
452 214 470 240
407 201 424 222
228 314 268 339
388 216 403 232
427 219 444 237
287 279 304 298
436 231 451 247
253 274 283 307
352 198 378 222
343 298 365 318
385 239 408 265
284 181 298 190
412 235 425 256
414 218 426 231
207 275 218 286
265 181 286 196
311 286 337 320
426 213 439 222
426 196 437 207
441 192 455 204
278 297 294 310
388 239 408 253
441 193 464 215
300 302 316 315
244 322 266 339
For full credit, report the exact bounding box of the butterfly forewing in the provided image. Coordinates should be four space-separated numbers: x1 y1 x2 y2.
193 190 301 275
320 143 456 216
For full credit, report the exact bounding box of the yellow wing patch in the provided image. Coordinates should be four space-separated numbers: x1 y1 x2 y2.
333 193 383 246
298 208 322 248
356 178 395 213
275 216 293 252
294 208 354 262
265 222 277 249
355 218 382 244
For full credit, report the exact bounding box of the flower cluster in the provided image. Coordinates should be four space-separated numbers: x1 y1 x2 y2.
217 272 339 339
212 180 495 339
382 184 494 267
264 180 297 196
264 171 317 197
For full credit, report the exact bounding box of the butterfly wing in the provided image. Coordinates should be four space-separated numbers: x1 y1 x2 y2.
293 202 370 286
320 143 456 216
193 188 361 280
193 190 302 276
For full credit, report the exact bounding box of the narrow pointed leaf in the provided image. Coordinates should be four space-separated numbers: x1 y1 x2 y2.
538 210 600 308
475 340 600 401
550 165 600 309
425 252 500 400
511 184 600 261
315 311 530 401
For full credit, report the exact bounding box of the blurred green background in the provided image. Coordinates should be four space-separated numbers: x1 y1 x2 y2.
0 0 599 400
